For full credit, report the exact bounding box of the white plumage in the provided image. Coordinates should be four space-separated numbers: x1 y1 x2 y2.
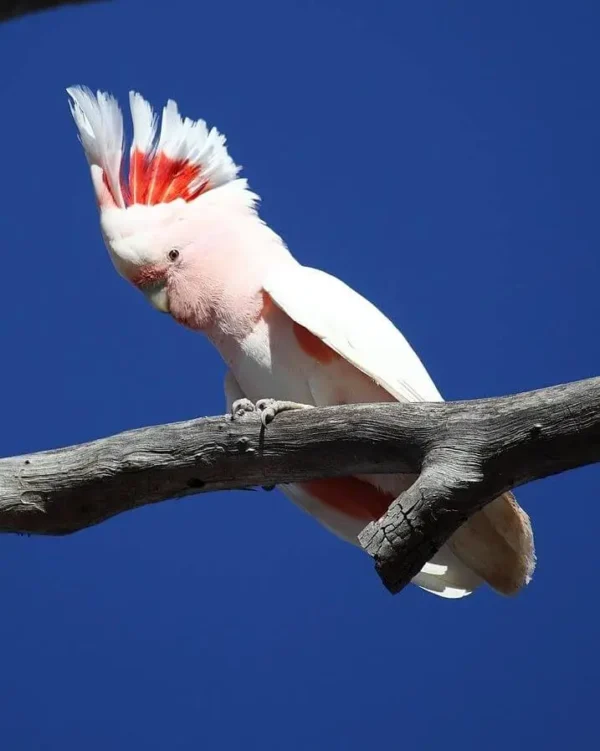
67 86 126 208
68 86 240 207
129 91 158 157
68 85 535 600
265 265 443 404
257 264 534 597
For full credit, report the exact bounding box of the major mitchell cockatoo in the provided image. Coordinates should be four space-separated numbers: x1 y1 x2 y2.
68 86 535 599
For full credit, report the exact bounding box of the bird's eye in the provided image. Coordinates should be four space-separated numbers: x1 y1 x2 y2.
168 248 180 262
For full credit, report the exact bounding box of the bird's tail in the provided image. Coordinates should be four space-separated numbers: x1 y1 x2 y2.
448 491 536 596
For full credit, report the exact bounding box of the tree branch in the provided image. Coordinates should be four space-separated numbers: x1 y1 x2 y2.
0 0 106 23
1 377 599 594
358 377 600 592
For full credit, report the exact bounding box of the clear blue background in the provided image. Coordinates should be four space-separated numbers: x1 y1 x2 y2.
1 1 598 748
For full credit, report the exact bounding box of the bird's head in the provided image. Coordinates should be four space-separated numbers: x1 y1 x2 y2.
67 87 258 321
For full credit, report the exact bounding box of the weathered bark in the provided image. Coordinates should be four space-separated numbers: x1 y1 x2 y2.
1 377 599 594
358 377 600 592
0 0 104 23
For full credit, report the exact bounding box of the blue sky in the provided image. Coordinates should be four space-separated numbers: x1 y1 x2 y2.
1 1 599 748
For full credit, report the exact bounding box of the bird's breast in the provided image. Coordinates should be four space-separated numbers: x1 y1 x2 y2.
229 293 396 410
230 304 319 404
224 293 414 529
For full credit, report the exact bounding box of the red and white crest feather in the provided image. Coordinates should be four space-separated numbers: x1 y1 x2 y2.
67 86 240 210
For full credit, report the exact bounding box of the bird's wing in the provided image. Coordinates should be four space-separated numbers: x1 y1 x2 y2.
264 264 535 597
264 264 442 404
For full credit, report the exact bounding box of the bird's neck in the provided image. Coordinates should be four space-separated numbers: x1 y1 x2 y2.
167 196 295 358
206 227 293 357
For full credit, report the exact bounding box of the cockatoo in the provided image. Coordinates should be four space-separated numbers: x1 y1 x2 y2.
68 86 535 599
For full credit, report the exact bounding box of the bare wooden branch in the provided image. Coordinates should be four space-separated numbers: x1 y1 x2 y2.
358 377 600 592
0 0 105 23
1 377 599 595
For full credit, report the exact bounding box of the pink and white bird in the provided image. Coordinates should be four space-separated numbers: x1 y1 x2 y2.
68 86 535 599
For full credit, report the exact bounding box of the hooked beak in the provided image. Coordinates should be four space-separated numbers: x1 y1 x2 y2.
141 280 170 313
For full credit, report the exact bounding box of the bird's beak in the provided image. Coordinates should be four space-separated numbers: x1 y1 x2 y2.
142 280 170 313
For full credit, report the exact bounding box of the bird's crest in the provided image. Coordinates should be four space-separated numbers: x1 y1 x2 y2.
67 86 240 209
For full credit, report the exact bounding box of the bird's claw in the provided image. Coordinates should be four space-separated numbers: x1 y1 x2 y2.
231 397 312 426
230 398 256 421
255 399 313 427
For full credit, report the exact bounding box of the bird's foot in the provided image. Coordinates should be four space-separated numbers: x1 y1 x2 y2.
255 399 313 427
230 398 256 421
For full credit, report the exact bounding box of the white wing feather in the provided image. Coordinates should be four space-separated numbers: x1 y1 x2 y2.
264 265 443 404
263 265 485 599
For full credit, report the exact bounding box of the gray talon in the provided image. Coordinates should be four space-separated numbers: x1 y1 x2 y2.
231 398 256 421
256 399 277 426
255 399 313 428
